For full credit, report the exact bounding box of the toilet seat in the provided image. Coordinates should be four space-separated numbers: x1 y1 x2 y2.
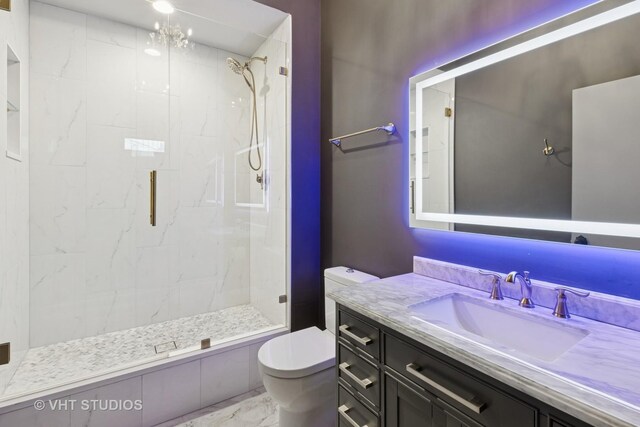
258 327 335 379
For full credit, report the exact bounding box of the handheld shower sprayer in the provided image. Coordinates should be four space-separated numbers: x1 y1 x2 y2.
226 56 268 172
226 57 244 74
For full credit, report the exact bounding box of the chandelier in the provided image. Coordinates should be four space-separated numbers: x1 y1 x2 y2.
147 21 194 52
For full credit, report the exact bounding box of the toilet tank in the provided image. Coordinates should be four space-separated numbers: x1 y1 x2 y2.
324 267 379 335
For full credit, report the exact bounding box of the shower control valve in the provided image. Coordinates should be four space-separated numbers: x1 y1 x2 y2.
256 172 264 190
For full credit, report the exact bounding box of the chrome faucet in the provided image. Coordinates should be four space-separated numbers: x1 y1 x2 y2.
478 270 503 300
505 271 534 308
552 287 590 319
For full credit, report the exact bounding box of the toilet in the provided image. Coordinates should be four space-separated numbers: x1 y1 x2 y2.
258 267 379 427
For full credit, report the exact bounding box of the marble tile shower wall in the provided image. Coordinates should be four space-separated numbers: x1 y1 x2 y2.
249 17 290 326
0 0 30 393
29 2 256 347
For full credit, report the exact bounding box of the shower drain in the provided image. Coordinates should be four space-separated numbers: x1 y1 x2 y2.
154 340 177 354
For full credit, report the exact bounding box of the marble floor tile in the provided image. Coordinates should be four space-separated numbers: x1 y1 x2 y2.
157 388 278 427
3 305 273 396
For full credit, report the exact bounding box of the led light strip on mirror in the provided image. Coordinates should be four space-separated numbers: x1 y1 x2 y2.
414 1 640 239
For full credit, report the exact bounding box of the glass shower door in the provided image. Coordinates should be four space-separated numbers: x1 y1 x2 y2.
245 27 290 330
12 1 290 399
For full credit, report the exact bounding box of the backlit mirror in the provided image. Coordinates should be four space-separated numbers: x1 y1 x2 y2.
409 0 640 250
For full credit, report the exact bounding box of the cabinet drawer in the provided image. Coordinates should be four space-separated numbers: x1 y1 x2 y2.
338 343 380 408
386 372 483 427
338 310 380 360
550 418 575 427
385 333 537 426
338 384 379 427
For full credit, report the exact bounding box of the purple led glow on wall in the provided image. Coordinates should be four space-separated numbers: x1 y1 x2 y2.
406 0 640 300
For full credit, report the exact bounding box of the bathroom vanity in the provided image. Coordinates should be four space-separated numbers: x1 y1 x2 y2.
336 305 589 427
330 258 640 427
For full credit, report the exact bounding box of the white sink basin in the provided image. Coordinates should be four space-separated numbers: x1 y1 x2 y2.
410 293 589 362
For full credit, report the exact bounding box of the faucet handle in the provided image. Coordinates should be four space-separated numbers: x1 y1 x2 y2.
478 270 501 281
478 270 504 300
553 287 590 319
555 287 590 298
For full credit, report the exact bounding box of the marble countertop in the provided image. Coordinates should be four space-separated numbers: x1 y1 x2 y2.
329 273 640 427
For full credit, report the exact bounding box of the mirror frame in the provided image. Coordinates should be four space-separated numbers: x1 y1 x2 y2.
410 0 640 239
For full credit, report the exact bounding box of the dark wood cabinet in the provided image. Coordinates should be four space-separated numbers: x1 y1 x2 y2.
385 334 536 426
338 342 381 408
386 372 483 427
339 384 379 427
385 373 434 427
432 401 483 427
336 304 592 427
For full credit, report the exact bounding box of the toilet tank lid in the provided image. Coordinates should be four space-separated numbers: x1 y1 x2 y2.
324 267 379 286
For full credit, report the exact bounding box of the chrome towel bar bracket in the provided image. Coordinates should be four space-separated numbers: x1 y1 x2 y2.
329 122 396 147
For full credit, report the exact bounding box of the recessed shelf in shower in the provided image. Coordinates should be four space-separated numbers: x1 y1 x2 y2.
6 44 21 161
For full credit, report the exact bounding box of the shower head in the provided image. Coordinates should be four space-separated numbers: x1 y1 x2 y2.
226 56 268 75
227 56 262 91
226 57 244 74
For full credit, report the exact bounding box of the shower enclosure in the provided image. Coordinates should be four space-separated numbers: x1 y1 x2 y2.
0 0 290 404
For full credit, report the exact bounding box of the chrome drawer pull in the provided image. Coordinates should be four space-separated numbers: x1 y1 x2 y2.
339 362 374 389
339 325 372 346
406 363 486 414
338 404 369 427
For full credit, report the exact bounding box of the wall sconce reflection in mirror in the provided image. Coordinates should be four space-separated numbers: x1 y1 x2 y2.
543 138 555 156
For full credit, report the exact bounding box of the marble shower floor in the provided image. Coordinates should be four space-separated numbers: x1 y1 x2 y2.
3 305 274 396
157 388 278 427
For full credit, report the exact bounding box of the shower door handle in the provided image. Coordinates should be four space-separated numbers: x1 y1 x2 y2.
150 170 157 226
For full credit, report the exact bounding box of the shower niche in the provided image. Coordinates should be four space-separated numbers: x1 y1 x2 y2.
5 44 20 161
235 144 266 208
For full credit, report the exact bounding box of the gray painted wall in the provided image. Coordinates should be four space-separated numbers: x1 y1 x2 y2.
254 0 640 326
321 0 601 278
